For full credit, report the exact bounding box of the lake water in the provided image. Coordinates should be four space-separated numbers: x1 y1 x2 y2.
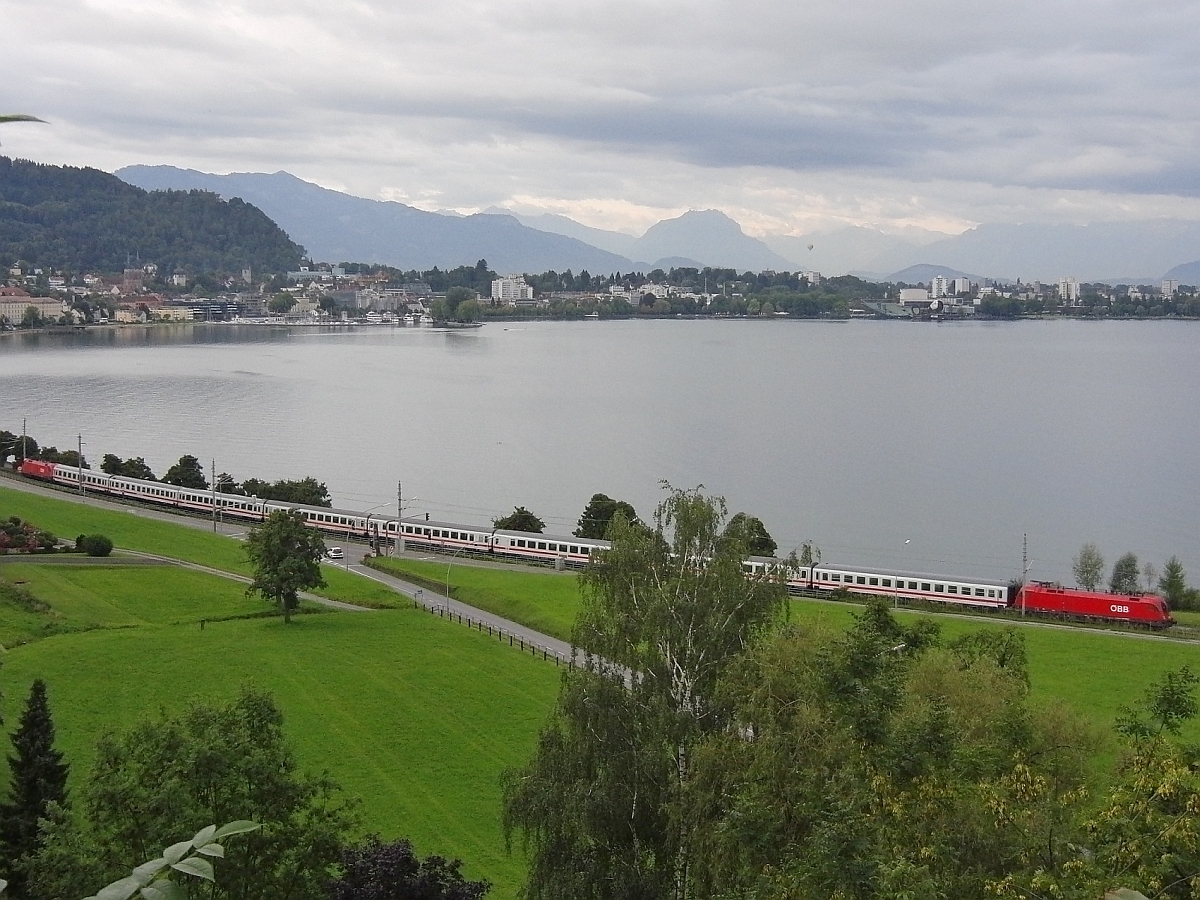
3 319 1197 586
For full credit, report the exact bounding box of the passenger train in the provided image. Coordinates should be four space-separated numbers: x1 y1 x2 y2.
14 459 1173 627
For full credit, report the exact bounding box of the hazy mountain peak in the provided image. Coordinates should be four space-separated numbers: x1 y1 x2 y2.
632 208 793 272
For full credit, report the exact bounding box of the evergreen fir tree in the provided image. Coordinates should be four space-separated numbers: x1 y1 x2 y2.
0 679 69 897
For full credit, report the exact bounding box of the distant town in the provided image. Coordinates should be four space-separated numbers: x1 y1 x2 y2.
3 259 1199 330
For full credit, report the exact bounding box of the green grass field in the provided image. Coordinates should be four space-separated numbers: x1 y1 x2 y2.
0 608 560 898
0 484 401 608
369 557 583 642
0 561 302 647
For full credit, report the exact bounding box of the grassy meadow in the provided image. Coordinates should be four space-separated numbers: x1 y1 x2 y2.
0 589 560 897
0 484 402 608
0 561 287 645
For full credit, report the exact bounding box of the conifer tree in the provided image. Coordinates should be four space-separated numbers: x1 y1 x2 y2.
0 679 69 898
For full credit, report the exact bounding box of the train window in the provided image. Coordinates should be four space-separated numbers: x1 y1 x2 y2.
882 578 891 587
987 589 996 598
537 542 547 550
948 586 958 594
921 583 931 591
869 577 878 586
975 588 985 596
570 546 579 554
935 584 944 592
831 574 840 581
856 576 866 585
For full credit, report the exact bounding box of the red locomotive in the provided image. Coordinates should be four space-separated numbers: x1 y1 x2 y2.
1014 581 1173 627
16 459 57 480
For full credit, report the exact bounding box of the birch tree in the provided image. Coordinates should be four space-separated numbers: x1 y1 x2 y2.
502 485 787 900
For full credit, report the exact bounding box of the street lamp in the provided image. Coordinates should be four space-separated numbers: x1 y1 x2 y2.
897 539 911 609
445 546 466 618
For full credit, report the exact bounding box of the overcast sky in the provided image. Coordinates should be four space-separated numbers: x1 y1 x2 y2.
6 0 1200 236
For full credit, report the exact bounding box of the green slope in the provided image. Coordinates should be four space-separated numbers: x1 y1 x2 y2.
0 608 559 898
0 483 400 607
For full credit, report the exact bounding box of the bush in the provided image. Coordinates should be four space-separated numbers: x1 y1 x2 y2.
76 534 113 557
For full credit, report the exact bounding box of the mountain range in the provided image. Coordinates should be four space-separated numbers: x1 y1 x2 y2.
117 166 1200 283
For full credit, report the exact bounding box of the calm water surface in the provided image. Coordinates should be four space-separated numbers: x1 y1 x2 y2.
3 319 1197 585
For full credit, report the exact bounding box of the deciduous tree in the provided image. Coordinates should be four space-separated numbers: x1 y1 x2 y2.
241 477 331 507
573 493 639 539
244 510 326 623
492 506 545 533
502 486 787 900
28 689 354 900
329 837 490 900
162 455 208 490
723 511 777 557
1110 551 1141 594
1072 542 1104 590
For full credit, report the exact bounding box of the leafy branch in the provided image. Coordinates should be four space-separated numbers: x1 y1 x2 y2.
83 820 259 900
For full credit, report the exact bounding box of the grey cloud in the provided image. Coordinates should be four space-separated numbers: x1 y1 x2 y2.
5 0 1200 226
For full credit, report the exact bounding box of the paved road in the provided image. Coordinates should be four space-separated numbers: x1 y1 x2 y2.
345 560 576 661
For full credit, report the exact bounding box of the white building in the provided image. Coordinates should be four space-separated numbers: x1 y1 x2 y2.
491 275 534 304
1163 279 1181 297
953 277 971 296
1058 278 1080 305
800 271 821 285
930 275 951 299
898 288 931 306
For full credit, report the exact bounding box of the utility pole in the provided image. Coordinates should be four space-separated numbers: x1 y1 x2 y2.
396 481 405 556
212 458 217 533
1021 533 1028 615
21 417 26 461
77 434 84 496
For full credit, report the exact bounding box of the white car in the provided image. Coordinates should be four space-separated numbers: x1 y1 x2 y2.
325 547 344 560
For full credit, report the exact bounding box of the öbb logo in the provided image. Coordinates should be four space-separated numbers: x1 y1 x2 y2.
1111 604 1130 614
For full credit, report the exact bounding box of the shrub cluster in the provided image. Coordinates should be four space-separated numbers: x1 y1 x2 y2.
0 516 57 553
73 534 113 557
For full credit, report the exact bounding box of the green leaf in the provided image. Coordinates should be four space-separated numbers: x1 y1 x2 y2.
191 824 217 848
94 875 144 900
131 858 168 885
213 820 260 838
162 841 192 865
195 842 224 858
170 856 215 882
1106 891 1151 900
139 880 187 900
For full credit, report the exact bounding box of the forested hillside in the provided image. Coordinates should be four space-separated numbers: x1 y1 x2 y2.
0 157 304 275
